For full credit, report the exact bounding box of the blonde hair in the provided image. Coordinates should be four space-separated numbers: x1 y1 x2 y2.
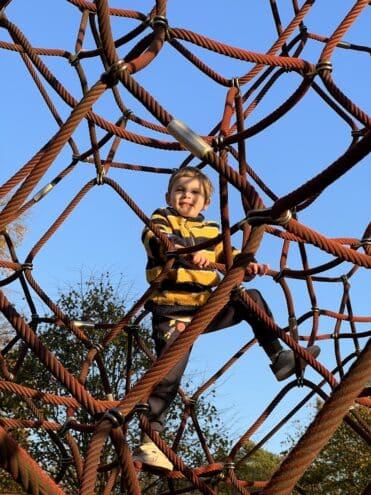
167 167 214 201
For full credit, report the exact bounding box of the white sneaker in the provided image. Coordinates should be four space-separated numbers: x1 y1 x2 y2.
133 441 173 471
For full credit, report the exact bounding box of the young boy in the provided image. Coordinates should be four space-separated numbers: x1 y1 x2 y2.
134 167 320 470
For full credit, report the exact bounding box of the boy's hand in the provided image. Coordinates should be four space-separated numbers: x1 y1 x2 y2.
173 244 210 268
190 251 210 268
247 262 270 276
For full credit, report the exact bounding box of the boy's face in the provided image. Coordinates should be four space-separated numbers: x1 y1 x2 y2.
166 176 210 218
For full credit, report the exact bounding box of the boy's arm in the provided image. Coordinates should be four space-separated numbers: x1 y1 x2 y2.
142 209 174 259
142 208 189 263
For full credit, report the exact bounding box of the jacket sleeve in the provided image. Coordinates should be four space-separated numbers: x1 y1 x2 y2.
142 208 191 264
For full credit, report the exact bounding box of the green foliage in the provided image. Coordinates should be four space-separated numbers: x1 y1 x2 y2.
286 400 371 495
236 440 281 484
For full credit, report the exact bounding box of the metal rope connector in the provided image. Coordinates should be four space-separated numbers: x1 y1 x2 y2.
70 320 95 329
212 135 226 151
167 118 213 159
296 375 304 387
100 407 125 428
241 207 292 227
151 15 168 28
96 169 106 185
360 237 371 247
58 416 77 438
123 108 133 120
101 59 128 87
135 403 150 414
231 77 240 89
351 129 366 138
32 182 55 203
184 396 196 407
316 59 333 74
68 52 81 67
93 343 104 353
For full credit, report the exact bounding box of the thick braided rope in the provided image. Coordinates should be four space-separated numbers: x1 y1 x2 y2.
261 338 371 494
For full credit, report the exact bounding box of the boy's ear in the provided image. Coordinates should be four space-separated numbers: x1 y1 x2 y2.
165 192 171 206
203 198 211 210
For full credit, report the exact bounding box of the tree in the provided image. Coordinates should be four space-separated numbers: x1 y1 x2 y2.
0 206 27 347
0 272 232 493
284 399 371 495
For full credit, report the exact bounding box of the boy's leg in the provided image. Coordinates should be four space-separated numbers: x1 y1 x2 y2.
148 316 191 433
205 288 280 357
134 316 191 470
233 288 320 380
235 288 282 357
208 288 320 381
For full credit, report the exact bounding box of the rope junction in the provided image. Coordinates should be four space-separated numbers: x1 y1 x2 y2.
0 1 370 494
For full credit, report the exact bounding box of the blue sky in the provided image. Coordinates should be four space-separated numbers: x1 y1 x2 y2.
0 1 370 454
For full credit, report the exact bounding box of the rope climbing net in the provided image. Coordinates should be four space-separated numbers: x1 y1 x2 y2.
0 1 370 494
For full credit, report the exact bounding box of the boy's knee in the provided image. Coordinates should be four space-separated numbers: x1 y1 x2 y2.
245 288 263 304
245 289 273 318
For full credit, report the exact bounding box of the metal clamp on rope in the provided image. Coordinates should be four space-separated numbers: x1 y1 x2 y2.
224 462 235 471
288 315 298 338
360 237 371 247
151 15 168 28
212 135 226 151
96 169 105 185
351 128 366 138
100 407 125 428
123 108 133 121
296 375 304 387
184 396 196 407
242 207 292 227
167 119 213 159
316 59 333 74
337 41 351 49
68 52 81 67
273 266 287 282
71 320 95 329
60 455 74 466
22 262 33 271
101 59 128 88
93 343 104 353
58 416 76 438
135 403 150 415
231 77 240 89
33 182 55 203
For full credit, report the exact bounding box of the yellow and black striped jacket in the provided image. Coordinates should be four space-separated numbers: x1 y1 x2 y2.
142 207 239 313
